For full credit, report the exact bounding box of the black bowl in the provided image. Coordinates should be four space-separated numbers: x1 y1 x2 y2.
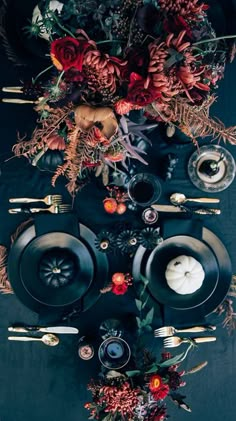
145 235 219 310
98 337 131 370
20 232 94 307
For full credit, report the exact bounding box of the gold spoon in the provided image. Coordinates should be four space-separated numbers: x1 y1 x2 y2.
170 193 220 205
8 333 59 346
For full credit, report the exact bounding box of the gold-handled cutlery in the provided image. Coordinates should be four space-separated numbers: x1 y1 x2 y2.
170 193 220 205
8 326 79 334
163 336 217 348
8 333 59 346
8 204 72 214
151 204 221 214
154 325 216 337
9 194 63 206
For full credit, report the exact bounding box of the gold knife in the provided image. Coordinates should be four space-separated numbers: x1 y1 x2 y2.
151 204 221 214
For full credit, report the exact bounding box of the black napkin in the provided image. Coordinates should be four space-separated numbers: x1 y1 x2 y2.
34 213 79 237
159 218 206 327
162 218 203 240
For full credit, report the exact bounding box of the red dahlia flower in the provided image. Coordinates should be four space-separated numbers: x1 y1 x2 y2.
149 375 169 400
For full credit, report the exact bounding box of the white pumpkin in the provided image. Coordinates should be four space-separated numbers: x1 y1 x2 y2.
165 255 205 295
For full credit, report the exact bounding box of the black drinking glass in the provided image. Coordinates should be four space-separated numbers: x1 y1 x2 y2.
128 173 162 207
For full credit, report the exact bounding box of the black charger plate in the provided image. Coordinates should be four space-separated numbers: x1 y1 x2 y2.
146 236 219 310
20 232 94 307
8 223 108 313
133 228 232 319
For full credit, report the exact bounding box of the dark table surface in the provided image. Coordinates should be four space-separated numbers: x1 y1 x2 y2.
0 1 236 420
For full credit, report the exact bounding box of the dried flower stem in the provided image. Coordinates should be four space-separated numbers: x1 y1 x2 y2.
183 361 208 375
194 34 236 46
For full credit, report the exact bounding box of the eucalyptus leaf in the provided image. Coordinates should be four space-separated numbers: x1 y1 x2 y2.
102 415 112 421
139 274 149 286
125 370 141 377
136 317 142 329
144 325 153 333
144 307 154 325
145 364 159 374
159 344 194 367
135 299 142 312
142 297 149 309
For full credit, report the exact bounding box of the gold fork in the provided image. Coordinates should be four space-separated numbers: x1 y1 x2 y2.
154 325 216 337
9 195 63 206
9 204 72 214
163 336 217 348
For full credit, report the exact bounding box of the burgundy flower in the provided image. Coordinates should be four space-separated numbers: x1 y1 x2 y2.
127 72 161 106
112 283 128 295
152 384 170 401
122 47 150 80
163 16 192 38
64 68 85 82
51 36 93 72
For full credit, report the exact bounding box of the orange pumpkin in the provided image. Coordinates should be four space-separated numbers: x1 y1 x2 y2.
46 134 66 150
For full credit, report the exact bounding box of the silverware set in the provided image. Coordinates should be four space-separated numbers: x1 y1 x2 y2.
151 192 221 215
154 325 217 348
8 325 79 347
8 195 72 214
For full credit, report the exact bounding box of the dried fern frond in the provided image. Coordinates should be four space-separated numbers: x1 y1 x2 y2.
171 98 236 144
0 245 13 294
13 106 72 158
10 218 33 244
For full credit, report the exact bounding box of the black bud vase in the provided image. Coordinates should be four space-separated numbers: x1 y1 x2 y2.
199 153 224 177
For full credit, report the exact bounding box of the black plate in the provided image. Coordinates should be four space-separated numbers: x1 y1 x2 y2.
133 228 232 319
146 236 219 310
2 0 49 66
20 232 94 307
8 224 108 313
98 337 131 370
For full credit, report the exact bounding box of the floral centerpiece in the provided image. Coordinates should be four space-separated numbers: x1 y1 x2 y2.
85 353 183 421
85 280 208 420
9 0 236 193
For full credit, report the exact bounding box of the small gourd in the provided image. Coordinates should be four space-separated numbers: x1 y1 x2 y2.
165 255 205 295
39 250 76 289
37 150 64 172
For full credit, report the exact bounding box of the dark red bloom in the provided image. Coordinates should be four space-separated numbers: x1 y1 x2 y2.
122 47 150 80
50 36 92 71
112 283 128 295
127 73 161 106
163 16 192 38
64 68 85 82
152 384 170 401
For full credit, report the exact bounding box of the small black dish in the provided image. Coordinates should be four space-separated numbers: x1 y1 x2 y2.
20 232 94 307
146 236 219 310
98 337 131 370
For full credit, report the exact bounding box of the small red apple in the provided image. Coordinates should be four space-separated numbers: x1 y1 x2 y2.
103 198 118 214
116 202 127 214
